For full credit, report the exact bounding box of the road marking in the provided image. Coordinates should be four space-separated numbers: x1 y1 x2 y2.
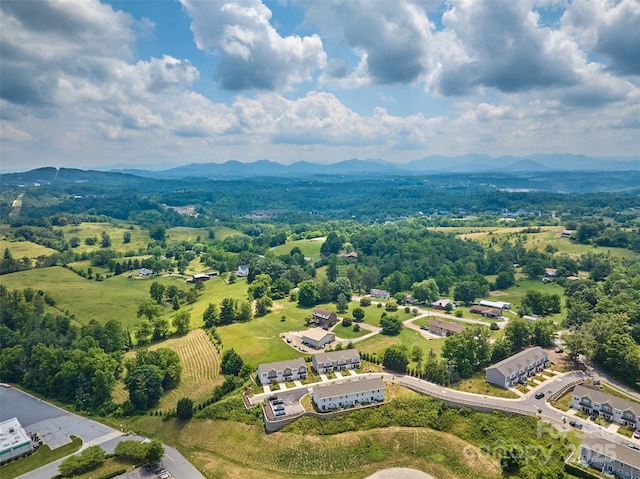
164 453 175 462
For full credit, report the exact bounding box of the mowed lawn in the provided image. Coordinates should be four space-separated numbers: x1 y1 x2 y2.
113 329 223 409
166 225 240 243
56 222 150 254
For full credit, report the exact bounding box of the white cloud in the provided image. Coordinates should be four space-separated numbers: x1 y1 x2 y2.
179 0 326 90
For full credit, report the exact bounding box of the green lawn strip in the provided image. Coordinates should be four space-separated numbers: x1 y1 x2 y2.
1 436 82 479
452 371 520 399
617 426 634 438
598 382 640 405
356 327 444 359
67 457 132 479
331 323 370 340
550 389 573 412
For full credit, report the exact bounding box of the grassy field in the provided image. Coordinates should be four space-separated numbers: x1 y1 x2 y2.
331 323 370 340
166 226 240 243
436 225 639 261
452 371 520 399
0 436 82 479
0 238 58 259
121 416 501 479
270 238 324 260
56 222 150 254
356 327 446 367
113 329 223 409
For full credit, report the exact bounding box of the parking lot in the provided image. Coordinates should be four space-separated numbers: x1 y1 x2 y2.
263 389 307 420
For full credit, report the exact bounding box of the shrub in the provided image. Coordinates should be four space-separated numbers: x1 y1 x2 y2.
360 297 371 307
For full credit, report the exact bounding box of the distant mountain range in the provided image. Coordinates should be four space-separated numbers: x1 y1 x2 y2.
111 154 640 179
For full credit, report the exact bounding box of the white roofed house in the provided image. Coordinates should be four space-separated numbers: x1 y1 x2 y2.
302 328 336 350
312 349 361 374
478 300 511 310
312 377 385 411
257 358 307 385
0 418 34 463
237 264 249 277
485 347 550 388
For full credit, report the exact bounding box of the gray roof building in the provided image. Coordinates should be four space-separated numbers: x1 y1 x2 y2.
573 384 640 417
314 377 385 400
485 346 549 388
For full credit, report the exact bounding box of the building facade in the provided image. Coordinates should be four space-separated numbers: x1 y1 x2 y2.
0 418 33 464
485 347 550 388
312 349 361 374
313 377 385 411
580 436 640 479
257 358 307 385
370 289 391 299
429 319 466 337
302 328 336 350
311 308 338 329
571 384 640 429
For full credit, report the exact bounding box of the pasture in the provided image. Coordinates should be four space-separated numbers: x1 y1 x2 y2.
270 237 324 260
113 329 223 409
56 222 150 254
166 225 240 243
0 238 58 259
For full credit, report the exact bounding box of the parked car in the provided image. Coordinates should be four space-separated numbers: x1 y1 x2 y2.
535 392 545 399
634 430 640 439
272 399 283 405
267 395 278 402
420 325 429 330
593 379 601 385
273 404 284 411
555 348 563 353
275 410 286 417
627 443 640 451
569 420 583 429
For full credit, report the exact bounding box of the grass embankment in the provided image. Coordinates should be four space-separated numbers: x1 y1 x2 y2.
453 371 520 399
0 239 58 259
270 238 324 261
0 436 82 479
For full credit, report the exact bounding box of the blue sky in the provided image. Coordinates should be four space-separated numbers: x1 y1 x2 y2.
1 0 639 170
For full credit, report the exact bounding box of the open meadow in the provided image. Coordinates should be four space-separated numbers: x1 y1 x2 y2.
0 238 58 259
270 238 324 260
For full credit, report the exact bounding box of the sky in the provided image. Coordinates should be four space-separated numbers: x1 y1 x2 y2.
1 0 639 171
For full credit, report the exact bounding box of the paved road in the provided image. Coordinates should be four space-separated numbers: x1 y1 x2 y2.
0 387 204 479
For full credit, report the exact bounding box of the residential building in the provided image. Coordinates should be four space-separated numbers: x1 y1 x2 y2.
560 230 573 238
479 300 511 310
312 349 360 374
370 289 391 299
237 264 249 277
580 436 640 479
431 299 455 310
311 308 338 329
257 358 307 385
571 384 640 429
302 328 336 349
139 268 153 276
0 418 33 464
313 377 385 411
485 347 550 388
187 273 210 283
429 319 466 337
469 305 503 318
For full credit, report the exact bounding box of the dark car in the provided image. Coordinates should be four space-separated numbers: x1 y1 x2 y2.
555 348 563 353
420 325 429 330
267 395 278 402
569 420 583 429
272 399 284 405
535 392 545 399
273 404 285 411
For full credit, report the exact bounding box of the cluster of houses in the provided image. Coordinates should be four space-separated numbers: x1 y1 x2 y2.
579 436 640 478
571 384 640 430
257 349 386 411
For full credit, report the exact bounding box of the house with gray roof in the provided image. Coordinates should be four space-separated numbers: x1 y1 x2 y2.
571 384 640 429
302 328 336 350
580 436 640 478
312 349 360 374
429 319 466 337
257 358 307 385
312 377 385 411
485 346 549 388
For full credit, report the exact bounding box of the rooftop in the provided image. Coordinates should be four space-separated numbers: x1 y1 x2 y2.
313 349 360 364
257 358 306 375
573 384 640 417
581 436 640 470
303 327 335 342
0 418 31 454
429 319 466 333
487 347 548 376
314 377 385 400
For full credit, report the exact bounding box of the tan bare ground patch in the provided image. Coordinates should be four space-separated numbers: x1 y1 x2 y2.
489 290 508 296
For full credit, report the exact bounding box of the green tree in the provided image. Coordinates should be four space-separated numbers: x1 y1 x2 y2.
248 274 272 299
144 440 165 464
336 293 349 313
126 365 164 410
221 348 244 376
380 316 402 335
332 276 353 302
150 223 166 241
149 282 165 304
185 288 198 307
172 310 190 335
176 397 194 419
237 300 253 321
298 280 320 307
453 281 482 305
255 296 273 316
411 345 424 363
172 295 180 311
59 446 106 477
219 298 237 325
203 303 219 328
383 346 409 373
123 231 131 244
352 307 365 322
531 319 556 347
326 254 338 282
411 279 439 303
505 317 532 350
100 231 111 248
152 317 169 340
134 320 153 345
